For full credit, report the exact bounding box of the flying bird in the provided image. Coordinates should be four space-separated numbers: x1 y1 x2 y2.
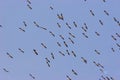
49 31 55 37
27 0 31 4
50 6 53 10
66 50 70 55
95 31 100 36
81 27 87 32
72 69 78 75
63 41 68 47
18 48 24 53
57 13 64 20
116 43 120 48
116 33 120 38
57 42 61 47
3 68 9 72
68 37 74 44
51 53 55 59
66 22 71 29
71 50 76 57
103 0 106 2
59 51 65 56
33 21 40 27
59 35 65 40
82 33 88 38
104 10 109 16
99 20 104 25
23 21 27 27
69 32 76 38
84 23 88 30
33 49 38 55
111 48 115 52
27 4 32 10
46 62 50 67
41 43 47 49
94 49 101 55
73 21 77 27
6 52 13 59
90 10 95 16
45 57 50 63
57 23 61 28
19 27 25 32
29 73 35 79
66 75 72 80
81 57 87 64
111 35 117 41
40 27 47 30
0 25 2 27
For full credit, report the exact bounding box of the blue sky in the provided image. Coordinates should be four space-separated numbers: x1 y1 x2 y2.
0 0 120 80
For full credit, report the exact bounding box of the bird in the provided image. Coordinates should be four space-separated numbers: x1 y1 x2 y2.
69 32 76 38
63 41 68 47
27 0 31 4
66 50 70 55
46 61 50 67
116 43 120 48
59 35 65 40
82 33 88 38
50 6 53 10
0 25 2 27
71 51 76 57
113 17 118 22
111 35 117 41
18 48 24 53
29 73 35 79
84 23 88 30
81 27 87 32
33 49 38 55
57 23 61 28
57 13 64 20
103 0 106 2
116 33 120 38
51 53 55 59
72 69 78 75
41 43 47 49
23 21 27 27
45 57 50 63
66 75 72 80
19 27 25 32
95 31 100 36
40 27 47 30
104 10 109 16
3 68 9 72
6 52 13 59
111 48 115 52
73 21 77 27
49 31 55 37
68 37 74 44
94 49 101 55
66 22 71 29
57 42 61 47
81 57 87 64
99 20 104 25
33 21 40 27
27 4 32 10
90 10 95 16
59 51 65 56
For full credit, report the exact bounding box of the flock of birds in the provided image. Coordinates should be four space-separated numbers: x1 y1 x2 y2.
0 0 120 80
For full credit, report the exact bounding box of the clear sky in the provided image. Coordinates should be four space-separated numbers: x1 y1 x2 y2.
0 0 120 80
